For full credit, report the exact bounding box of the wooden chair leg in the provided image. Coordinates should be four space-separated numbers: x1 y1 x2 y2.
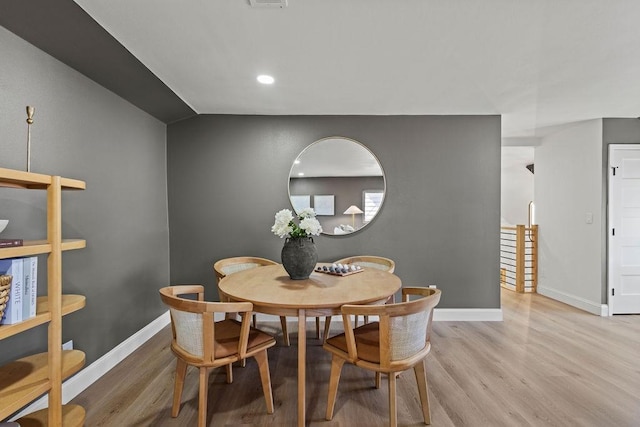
252 313 257 328
315 316 321 339
172 358 188 417
388 371 398 427
225 363 233 384
280 316 290 346
326 356 346 420
364 315 370 324
414 359 431 424
375 371 400 389
254 350 275 414
198 367 208 427
323 316 332 341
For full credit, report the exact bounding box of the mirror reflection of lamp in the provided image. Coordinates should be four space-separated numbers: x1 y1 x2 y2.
343 205 364 228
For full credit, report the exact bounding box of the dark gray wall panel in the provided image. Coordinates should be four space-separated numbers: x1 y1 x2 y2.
603 118 640 144
0 0 195 124
167 115 501 309
0 27 170 366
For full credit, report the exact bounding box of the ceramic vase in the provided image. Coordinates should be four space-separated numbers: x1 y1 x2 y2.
281 237 317 280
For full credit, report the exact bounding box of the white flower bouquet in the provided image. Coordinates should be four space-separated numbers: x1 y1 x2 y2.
271 208 323 238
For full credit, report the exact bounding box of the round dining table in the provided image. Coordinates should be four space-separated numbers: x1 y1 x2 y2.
218 263 401 427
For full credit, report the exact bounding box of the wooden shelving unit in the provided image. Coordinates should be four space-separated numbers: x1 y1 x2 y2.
0 167 86 426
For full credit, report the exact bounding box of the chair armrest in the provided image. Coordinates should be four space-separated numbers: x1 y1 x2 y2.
207 300 254 358
402 286 436 301
342 301 410 317
339 304 387 362
173 284 205 300
205 300 253 314
341 303 388 317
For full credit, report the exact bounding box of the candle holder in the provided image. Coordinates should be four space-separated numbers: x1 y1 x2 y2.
26 106 34 172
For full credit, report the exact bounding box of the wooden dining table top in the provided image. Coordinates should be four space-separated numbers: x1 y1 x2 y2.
218 263 401 311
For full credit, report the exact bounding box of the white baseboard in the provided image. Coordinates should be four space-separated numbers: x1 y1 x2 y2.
537 286 607 316
432 308 503 321
11 310 171 420
256 308 503 323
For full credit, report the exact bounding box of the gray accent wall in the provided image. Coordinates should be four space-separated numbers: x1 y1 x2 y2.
0 27 170 366
167 115 501 309
603 118 640 145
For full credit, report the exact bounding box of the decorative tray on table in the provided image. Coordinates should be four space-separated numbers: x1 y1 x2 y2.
315 263 364 277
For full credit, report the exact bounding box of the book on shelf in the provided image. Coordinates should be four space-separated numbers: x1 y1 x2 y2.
28 257 37 318
0 239 23 248
0 258 23 324
22 257 37 319
22 258 30 320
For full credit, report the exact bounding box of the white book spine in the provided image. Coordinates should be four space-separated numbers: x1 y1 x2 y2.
0 258 24 324
22 258 31 319
29 257 38 318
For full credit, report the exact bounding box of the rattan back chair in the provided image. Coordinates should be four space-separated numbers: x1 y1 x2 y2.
323 255 397 335
159 285 276 427
323 287 441 427
334 255 396 274
214 256 290 346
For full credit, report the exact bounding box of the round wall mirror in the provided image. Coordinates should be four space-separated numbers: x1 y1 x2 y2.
288 137 386 236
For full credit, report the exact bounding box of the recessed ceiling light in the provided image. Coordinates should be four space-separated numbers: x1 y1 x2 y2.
257 74 275 84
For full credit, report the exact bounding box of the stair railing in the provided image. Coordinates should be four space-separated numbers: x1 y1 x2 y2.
500 224 538 293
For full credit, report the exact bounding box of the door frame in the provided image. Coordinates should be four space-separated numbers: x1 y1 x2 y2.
607 144 640 315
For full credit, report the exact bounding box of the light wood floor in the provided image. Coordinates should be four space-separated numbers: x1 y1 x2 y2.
71 290 640 426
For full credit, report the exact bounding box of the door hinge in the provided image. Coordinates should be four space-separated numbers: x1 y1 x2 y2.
612 288 615 296
612 166 618 176
612 228 615 236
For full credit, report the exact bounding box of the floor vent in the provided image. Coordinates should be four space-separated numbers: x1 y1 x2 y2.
249 0 288 8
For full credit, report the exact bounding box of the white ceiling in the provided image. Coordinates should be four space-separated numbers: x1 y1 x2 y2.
73 0 640 141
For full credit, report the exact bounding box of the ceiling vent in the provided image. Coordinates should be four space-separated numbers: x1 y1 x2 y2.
249 0 288 8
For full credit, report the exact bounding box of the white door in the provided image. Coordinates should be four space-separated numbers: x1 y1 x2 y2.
609 145 640 314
